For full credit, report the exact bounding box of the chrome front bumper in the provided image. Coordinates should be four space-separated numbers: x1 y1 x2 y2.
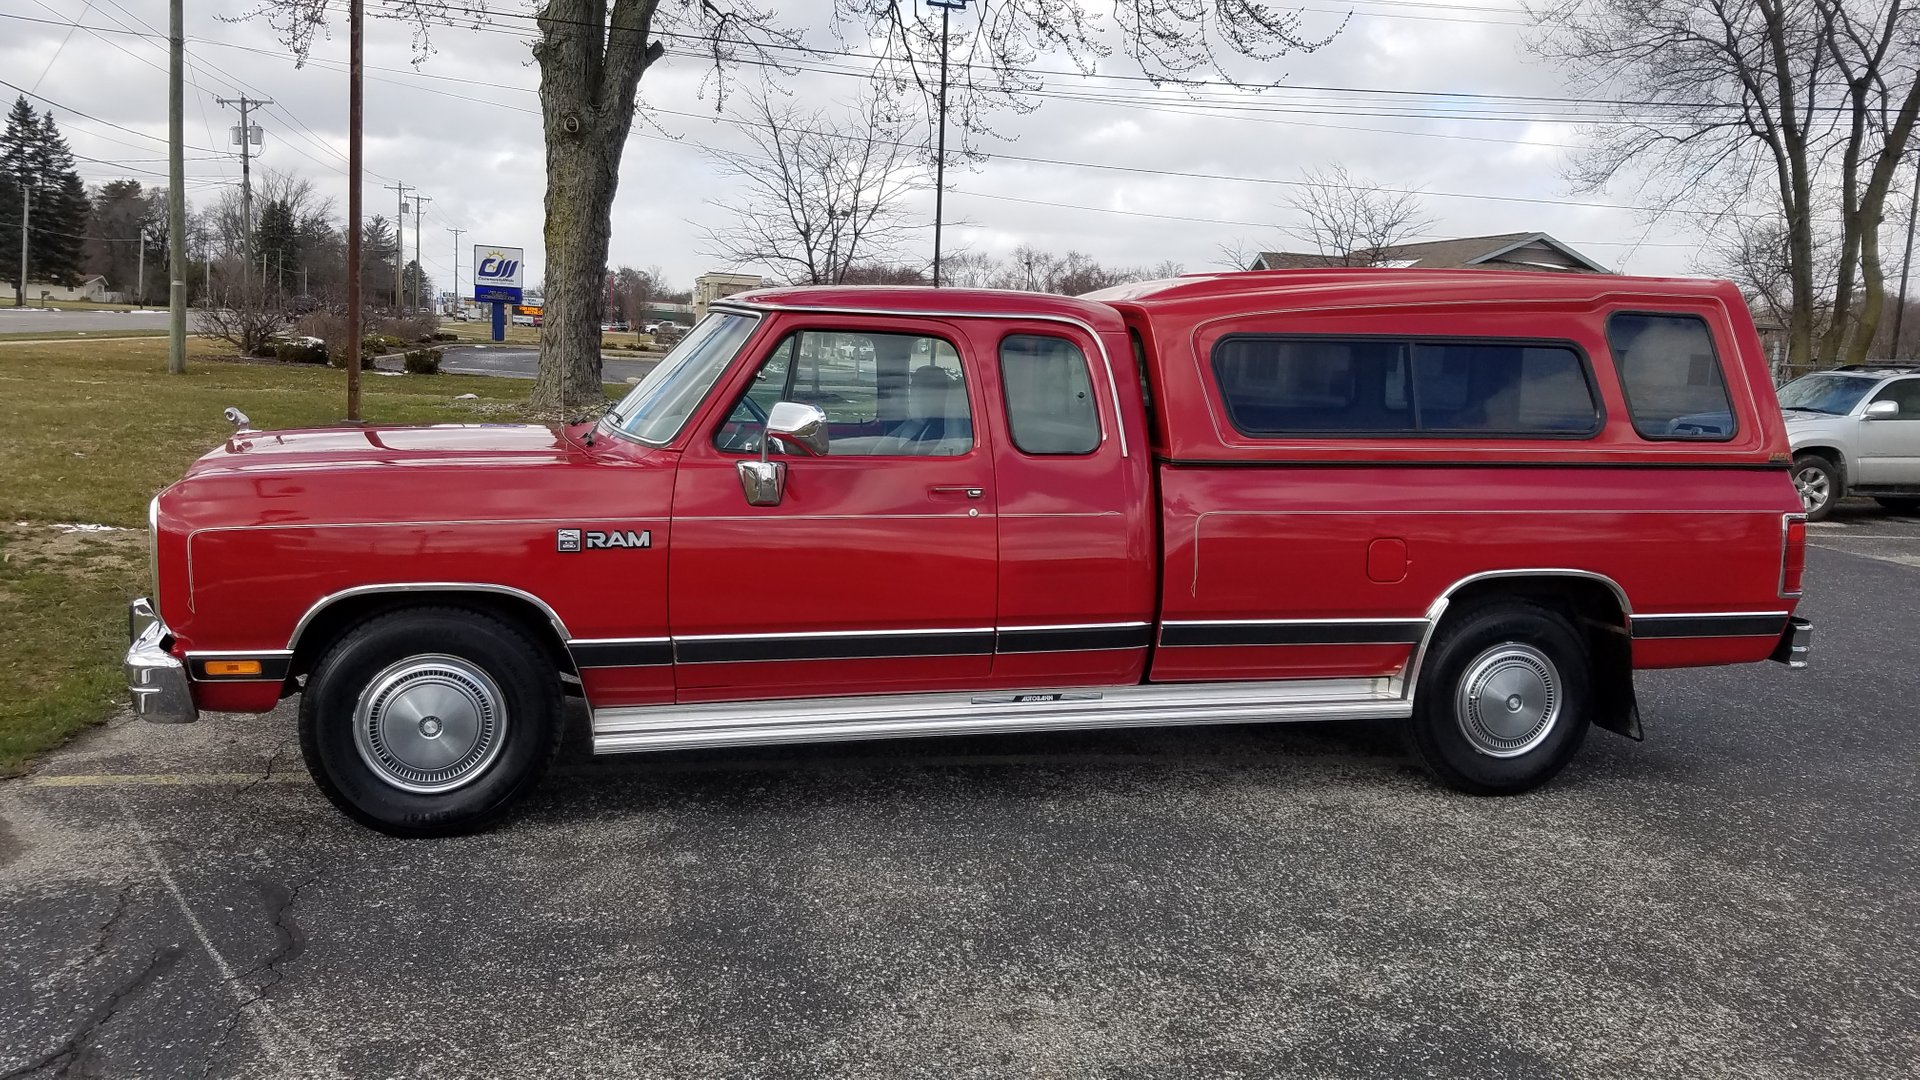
1770 616 1814 669
126 597 198 723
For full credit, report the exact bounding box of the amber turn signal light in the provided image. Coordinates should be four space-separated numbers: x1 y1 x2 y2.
204 660 263 677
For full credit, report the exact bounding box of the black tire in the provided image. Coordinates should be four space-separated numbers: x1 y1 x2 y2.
1874 496 1920 515
1409 600 1592 796
299 607 563 837
1793 453 1840 522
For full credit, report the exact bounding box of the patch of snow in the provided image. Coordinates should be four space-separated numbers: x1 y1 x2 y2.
52 523 123 533
454 393 479 399
373 370 401 377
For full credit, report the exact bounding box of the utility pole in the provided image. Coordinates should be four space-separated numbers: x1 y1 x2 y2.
446 226 464 315
411 193 431 313
167 0 187 371
1895 160 1920 359
136 228 146 304
928 0 970 288
216 95 271 288
14 183 25 308
345 0 363 421
384 182 410 311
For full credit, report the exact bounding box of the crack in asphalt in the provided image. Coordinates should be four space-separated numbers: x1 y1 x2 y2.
232 743 291 798
1 946 181 1080
196 873 322 1080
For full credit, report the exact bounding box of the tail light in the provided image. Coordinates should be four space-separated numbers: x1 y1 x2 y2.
1781 514 1807 597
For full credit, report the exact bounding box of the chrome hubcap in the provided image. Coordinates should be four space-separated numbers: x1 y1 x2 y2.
1794 466 1830 512
1456 643 1560 758
352 655 505 794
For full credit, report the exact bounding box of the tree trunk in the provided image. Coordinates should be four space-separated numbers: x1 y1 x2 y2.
529 0 656 414
531 130 619 412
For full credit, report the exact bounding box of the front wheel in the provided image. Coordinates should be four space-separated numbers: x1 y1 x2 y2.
1409 601 1592 795
299 608 563 836
1793 453 1840 522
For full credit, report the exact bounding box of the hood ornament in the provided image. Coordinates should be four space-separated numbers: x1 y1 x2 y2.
223 407 253 434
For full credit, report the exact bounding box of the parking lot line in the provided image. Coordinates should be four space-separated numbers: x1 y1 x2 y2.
29 773 310 787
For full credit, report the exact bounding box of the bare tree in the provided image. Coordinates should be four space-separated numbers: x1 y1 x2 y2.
1528 0 1920 367
701 92 926 286
1282 164 1434 266
253 1 1349 411
197 280 286 357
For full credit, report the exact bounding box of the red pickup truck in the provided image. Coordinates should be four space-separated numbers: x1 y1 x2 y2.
127 270 1812 834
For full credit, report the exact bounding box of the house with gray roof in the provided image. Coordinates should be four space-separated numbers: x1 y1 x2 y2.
1247 232 1613 274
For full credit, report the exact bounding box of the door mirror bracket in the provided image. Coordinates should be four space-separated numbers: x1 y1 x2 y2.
737 401 829 506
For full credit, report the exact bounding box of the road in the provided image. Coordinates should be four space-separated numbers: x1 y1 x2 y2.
430 344 661 384
2 515 1917 1078
0 308 176 333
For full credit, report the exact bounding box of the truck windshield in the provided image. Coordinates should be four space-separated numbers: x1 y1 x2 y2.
605 311 760 444
1776 373 1877 415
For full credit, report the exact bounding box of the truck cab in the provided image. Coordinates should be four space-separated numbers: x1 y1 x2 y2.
128 271 1812 835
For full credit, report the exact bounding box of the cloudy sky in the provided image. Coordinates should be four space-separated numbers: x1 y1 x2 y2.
0 0 1712 294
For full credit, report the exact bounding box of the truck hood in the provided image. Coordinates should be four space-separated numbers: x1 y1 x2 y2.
1782 412 1850 441
185 423 583 478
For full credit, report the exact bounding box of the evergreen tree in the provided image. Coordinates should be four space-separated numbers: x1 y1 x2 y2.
0 100 90 295
256 197 298 293
364 214 398 304
29 112 89 286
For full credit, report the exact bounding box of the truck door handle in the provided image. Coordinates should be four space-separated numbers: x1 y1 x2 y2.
930 486 985 499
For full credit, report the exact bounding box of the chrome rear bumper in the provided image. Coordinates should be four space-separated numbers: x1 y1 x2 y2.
126 597 197 723
1770 616 1813 669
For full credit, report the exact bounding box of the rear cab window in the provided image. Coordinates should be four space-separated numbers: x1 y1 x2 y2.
999 334 1101 454
1209 336 1601 438
1606 312 1737 441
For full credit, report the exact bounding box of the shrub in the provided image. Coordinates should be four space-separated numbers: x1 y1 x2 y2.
431 331 457 342
275 338 329 365
402 347 443 375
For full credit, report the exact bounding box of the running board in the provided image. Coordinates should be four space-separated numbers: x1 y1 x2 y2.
590 678 1410 755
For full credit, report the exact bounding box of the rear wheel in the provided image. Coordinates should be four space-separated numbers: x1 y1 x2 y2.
299 607 563 836
1409 601 1592 795
1874 496 1920 515
1793 453 1840 522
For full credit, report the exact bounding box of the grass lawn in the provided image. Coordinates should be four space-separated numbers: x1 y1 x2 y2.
0 337 622 774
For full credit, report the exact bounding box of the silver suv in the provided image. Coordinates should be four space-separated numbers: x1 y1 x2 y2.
1782 367 1920 520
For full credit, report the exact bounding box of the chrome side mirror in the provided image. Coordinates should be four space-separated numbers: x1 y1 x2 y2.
1865 399 1900 419
735 401 828 507
766 401 829 457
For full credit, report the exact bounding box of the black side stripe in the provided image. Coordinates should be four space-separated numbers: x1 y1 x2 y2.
675 631 996 665
1631 615 1788 639
570 640 673 668
1159 622 1424 648
1156 457 1790 472
996 626 1153 653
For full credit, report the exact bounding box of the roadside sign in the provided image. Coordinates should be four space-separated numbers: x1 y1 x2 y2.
474 245 524 304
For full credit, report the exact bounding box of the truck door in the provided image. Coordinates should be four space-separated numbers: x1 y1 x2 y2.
668 318 999 702
983 324 1156 687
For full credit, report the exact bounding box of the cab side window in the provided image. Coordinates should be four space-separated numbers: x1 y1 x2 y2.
714 329 973 456
1607 313 1737 441
999 334 1102 454
1869 378 1920 417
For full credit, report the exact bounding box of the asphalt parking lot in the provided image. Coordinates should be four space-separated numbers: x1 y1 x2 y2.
3 508 1918 1078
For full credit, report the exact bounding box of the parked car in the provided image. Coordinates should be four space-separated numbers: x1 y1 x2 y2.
1778 366 1920 520
128 271 1811 835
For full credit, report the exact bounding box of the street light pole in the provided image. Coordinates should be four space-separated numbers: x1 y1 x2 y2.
928 0 969 289
1894 159 1920 359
